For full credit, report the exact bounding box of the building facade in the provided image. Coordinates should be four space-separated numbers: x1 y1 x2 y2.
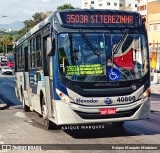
137 0 157 16
137 0 158 28
137 0 148 18
82 0 138 11
147 0 160 70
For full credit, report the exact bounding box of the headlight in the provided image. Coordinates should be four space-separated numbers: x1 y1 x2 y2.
56 89 71 103
139 88 150 100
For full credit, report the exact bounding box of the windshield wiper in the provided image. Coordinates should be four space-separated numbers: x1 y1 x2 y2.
111 29 129 69
113 29 129 54
77 29 100 57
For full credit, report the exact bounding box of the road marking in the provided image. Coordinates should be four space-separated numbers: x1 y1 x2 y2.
27 120 33 123
8 105 22 110
14 112 26 118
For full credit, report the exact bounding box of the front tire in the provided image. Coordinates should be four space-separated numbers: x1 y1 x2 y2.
41 98 59 130
22 93 30 112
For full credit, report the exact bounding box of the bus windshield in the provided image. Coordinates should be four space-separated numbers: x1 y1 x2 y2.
58 32 148 82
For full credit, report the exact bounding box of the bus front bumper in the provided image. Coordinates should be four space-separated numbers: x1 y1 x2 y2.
53 97 150 125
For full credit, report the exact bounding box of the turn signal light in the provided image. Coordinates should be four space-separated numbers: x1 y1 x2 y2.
56 89 70 103
139 88 150 100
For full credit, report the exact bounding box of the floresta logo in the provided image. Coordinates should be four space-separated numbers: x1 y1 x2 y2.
76 98 98 103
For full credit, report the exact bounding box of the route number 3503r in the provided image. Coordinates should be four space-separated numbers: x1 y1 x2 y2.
117 96 136 102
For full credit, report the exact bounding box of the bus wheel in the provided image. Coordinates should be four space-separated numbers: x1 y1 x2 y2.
22 96 30 112
41 98 58 130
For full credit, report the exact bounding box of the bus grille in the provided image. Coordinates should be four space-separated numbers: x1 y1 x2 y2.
74 107 140 120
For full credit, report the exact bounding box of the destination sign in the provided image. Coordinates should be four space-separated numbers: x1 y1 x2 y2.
66 64 103 76
57 10 141 28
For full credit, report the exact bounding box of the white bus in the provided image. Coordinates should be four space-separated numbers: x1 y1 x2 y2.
14 9 150 129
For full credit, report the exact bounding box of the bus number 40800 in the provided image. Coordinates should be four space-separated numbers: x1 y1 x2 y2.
117 96 136 102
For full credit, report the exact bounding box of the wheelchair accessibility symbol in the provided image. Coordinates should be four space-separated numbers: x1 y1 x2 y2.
108 67 120 81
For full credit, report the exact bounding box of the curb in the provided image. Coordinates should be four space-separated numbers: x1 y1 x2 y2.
0 104 8 110
151 92 160 95
0 100 8 110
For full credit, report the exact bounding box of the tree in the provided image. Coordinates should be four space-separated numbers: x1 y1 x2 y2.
15 4 75 41
0 41 3 53
57 3 75 10
17 11 51 40
2 35 13 55
0 31 15 54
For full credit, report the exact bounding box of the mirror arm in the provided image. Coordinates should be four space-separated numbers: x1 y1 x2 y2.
62 57 66 73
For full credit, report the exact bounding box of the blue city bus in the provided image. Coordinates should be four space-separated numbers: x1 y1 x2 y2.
14 9 150 129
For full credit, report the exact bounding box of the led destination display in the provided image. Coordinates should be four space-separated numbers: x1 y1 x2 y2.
66 14 133 24
57 10 141 28
66 64 103 76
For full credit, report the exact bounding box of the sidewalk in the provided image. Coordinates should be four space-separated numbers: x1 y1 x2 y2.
151 84 160 95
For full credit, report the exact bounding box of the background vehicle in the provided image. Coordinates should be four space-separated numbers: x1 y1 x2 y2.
0 62 7 67
1 57 7 63
1 66 13 75
0 56 5 62
14 9 150 129
0 56 7 67
7 61 14 68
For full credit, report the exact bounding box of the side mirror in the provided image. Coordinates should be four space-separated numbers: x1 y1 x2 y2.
47 37 55 56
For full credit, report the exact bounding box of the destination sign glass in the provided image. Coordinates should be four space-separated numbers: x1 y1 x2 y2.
66 64 103 76
57 11 141 28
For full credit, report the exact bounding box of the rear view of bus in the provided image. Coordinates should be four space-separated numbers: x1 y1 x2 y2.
55 10 150 125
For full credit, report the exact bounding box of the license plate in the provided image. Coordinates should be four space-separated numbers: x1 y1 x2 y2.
100 108 116 115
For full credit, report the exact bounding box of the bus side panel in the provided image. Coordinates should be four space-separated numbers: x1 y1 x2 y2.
33 80 46 114
23 72 31 108
16 72 25 102
28 69 45 114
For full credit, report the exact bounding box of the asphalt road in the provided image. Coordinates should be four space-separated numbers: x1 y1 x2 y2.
0 73 21 106
0 74 160 153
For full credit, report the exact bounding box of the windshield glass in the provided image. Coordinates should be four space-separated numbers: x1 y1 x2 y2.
58 33 148 82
